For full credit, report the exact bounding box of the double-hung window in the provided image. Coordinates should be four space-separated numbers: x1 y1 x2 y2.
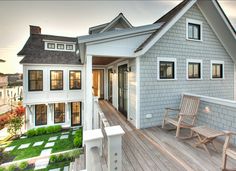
69 71 81 90
187 59 202 80
211 60 224 79
50 70 63 90
157 58 176 80
28 70 43 91
186 19 202 41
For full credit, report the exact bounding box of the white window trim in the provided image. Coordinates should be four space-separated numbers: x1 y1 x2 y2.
186 18 203 42
157 57 177 81
45 42 75 52
210 60 224 80
186 59 203 80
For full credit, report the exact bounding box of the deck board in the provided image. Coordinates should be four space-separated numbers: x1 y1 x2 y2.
99 100 236 171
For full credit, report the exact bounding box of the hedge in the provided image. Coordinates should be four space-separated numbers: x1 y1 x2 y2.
26 125 62 137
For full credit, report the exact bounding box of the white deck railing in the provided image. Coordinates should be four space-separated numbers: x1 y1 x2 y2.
83 97 124 171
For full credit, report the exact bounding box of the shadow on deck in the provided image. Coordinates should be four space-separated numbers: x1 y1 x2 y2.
99 100 236 171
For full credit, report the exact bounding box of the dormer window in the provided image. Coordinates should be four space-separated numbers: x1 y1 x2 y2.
47 43 55 49
57 44 64 50
45 41 75 51
186 19 202 41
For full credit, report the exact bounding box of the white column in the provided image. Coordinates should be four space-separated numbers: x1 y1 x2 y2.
83 129 103 171
85 55 93 130
105 125 125 171
234 64 236 100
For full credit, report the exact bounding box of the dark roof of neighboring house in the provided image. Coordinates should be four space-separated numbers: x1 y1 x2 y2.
18 34 81 65
135 0 189 53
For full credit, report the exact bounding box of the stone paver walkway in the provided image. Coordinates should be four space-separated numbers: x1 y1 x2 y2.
33 141 44 147
18 143 31 149
61 132 69 135
49 136 58 141
60 135 69 140
64 166 69 171
4 146 15 152
40 148 52 156
45 142 55 148
49 168 60 171
34 158 50 170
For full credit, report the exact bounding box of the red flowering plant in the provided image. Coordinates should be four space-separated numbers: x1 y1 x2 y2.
7 106 26 138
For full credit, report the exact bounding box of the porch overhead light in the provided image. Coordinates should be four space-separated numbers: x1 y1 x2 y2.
111 69 116 74
125 66 131 72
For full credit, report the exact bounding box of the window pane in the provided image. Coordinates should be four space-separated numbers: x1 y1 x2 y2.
188 63 200 79
57 44 64 49
50 71 63 90
69 71 81 89
71 102 81 126
212 64 223 78
160 61 174 79
66 45 73 50
29 70 43 91
47 43 55 49
54 103 65 123
35 105 47 126
188 23 200 40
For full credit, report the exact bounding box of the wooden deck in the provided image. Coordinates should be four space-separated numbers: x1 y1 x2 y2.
99 100 236 171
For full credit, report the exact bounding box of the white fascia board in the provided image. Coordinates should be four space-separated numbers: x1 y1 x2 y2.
42 39 76 44
100 14 133 33
78 23 163 44
134 0 196 57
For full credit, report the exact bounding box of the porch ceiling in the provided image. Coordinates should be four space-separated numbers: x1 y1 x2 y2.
92 56 120 65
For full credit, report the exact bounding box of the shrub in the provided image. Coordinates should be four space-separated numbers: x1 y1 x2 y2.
18 161 28 170
26 129 36 137
35 127 46 135
54 125 62 133
75 128 82 138
0 167 4 171
7 164 16 171
46 126 54 134
50 155 57 163
57 154 64 162
73 137 82 147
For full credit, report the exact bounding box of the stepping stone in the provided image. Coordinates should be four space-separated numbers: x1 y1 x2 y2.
61 132 69 135
64 166 69 171
4 146 15 152
18 143 31 149
33 141 44 147
60 135 69 140
20 136 27 139
45 142 55 148
48 136 57 141
72 131 76 135
49 168 60 171
34 158 49 170
40 149 52 156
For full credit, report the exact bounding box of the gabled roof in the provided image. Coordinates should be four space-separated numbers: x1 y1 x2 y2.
135 0 189 53
134 0 236 63
18 34 81 65
88 13 133 34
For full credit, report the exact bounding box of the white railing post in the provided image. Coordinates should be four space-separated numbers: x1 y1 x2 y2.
83 129 103 171
105 126 125 171
93 96 99 129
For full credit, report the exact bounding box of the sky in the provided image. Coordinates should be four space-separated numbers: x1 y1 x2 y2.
0 0 235 74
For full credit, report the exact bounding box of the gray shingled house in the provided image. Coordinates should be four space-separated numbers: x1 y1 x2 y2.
18 0 236 132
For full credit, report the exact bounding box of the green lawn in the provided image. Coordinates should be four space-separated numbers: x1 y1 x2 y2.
4 129 78 161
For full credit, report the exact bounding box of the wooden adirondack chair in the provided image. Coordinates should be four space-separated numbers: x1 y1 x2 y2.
222 131 236 170
162 94 200 138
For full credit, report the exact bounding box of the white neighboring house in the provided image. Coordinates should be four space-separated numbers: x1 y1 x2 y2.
18 26 84 130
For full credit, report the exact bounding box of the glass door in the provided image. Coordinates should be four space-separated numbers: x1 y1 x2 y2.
118 64 128 117
71 102 81 126
108 68 113 103
92 69 104 99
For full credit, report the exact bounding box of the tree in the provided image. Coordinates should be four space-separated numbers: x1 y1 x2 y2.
7 106 25 137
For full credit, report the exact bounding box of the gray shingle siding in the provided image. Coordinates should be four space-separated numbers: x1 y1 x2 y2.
139 5 235 128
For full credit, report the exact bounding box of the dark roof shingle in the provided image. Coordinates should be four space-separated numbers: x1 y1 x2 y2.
18 34 81 65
